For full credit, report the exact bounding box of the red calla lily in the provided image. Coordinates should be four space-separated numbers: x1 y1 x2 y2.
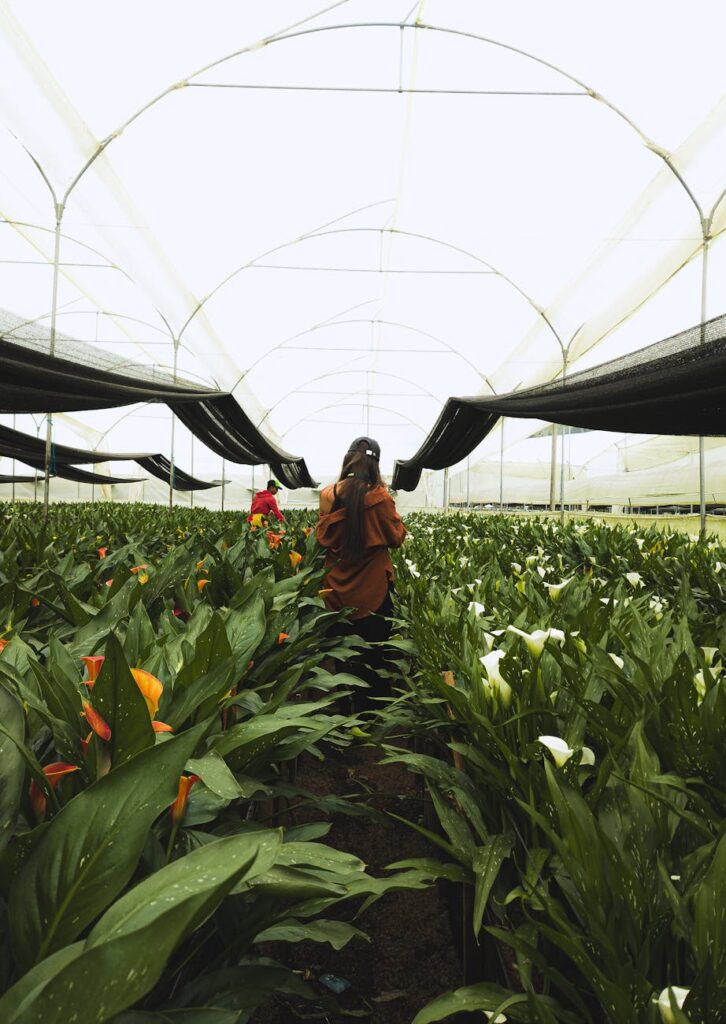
30 762 80 820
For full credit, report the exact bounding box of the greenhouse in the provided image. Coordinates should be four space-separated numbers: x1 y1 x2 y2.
0 2 725 1022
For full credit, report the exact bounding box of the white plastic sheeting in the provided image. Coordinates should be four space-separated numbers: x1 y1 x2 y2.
0 0 725 498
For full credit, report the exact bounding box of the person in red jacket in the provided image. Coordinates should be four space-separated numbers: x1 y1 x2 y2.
316 437 406 708
247 479 286 524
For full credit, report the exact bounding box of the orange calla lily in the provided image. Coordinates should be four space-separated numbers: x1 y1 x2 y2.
105 579 114 588
30 597 40 607
267 531 284 550
197 578 211 592
130 564 148 574
30 762 80 820
97 547 108 558
81 655 105 685
83 701 112 741
289 551 303 570
318 588 333 597
152 720 174 733
0 638 8 653
170 773 200 826
277 632 289 645
130 668 163 717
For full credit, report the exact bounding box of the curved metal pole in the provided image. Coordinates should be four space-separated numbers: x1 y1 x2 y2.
281 398 428 438
256 368 444 429
244 317 493 385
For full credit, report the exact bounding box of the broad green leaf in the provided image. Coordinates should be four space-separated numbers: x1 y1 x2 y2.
186 750 246 799
9 723 206 971
1 831 281 1024
90 633 154 767
472 834 513 936
254 917 368 950
692 832 726 986
69 579 141 656
412 983 530 1023
224 589 266 662
122 599 157 667
0 686 25 852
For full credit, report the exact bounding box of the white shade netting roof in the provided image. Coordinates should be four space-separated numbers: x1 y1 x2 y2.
1 0 726 506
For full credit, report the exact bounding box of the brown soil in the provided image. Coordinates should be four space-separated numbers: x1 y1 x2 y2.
252 743 463 1023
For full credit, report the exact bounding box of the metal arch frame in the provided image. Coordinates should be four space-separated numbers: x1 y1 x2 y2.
280 396 429 440
179 226 569 384
256 367 444 430
245 317 494 385
9 14 723 517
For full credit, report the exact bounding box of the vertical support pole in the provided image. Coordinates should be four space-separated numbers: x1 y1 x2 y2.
188 434 193 509
169 340 179 512
11 414 16 504
221 458 226 512
499 418 505 510
559 357 568 525
466 455 470 509
443 466 449 510
43 202 64 520
549 423 557 512
698 223 710 537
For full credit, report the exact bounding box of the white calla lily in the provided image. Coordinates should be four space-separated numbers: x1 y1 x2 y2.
537 736 596 768
507 626 565 658
701 646 718 667
538 735 574 767
693 670 706 700
547 578 573 601
625 571 644 587
479 650 512 707
608 653 624 670
468 601 486 617
656 986 689 1023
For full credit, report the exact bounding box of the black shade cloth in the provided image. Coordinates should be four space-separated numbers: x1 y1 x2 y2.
136 456 226 492
170 395 318 489
393 312 726 490
0 473 39 484
0 426 222 491
0 424 152 465
14 457 145 485
0 321 317 489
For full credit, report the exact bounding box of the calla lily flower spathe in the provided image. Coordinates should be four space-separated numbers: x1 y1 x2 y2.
538 735 595 768
479 650 512 707
656 986 689 1023
547 578 573 602
507 626 565 658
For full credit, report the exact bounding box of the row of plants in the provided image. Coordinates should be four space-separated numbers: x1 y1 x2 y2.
386 513 726 1024
0 501 428 1023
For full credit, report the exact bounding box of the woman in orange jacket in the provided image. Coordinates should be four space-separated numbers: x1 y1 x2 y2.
316 437 406 706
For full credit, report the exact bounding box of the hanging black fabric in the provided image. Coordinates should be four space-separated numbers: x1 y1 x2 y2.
392 312 726 490
170 395 318 489
0 326 317 488
0 473 38 484
0 425 222 491
0 425 152 466
11 457 145 485
0 335 219 414
136 456 226 491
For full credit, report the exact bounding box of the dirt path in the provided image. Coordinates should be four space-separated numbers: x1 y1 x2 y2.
252 743 463 1023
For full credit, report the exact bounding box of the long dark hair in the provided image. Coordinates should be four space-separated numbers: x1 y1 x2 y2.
333 449 383 562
